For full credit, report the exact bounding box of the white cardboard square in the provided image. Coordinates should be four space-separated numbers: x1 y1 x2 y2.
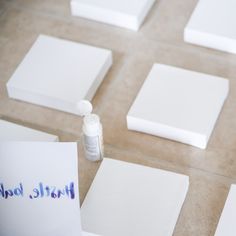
214 184 236 236
0 142 83 236
0 119 58 141
70 0 155 31
184 0 236 54
127 64 229 149
81 158 189 236
7 35 112 115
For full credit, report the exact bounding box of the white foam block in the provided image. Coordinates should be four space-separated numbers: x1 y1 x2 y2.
81 158 189 236
70 0 155 31
0 119 58 141
184 0 236 54
127 64 229 149
7 35 112 115
215 185 236 236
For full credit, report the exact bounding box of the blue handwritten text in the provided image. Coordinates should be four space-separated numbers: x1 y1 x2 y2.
29 182 75 200
0 183 24 199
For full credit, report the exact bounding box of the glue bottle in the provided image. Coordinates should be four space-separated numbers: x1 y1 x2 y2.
77 100 104 162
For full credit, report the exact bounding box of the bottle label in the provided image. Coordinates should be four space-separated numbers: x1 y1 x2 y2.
83 135 102 161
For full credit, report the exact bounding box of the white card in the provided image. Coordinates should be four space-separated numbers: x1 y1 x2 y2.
127 64 229 149
71 0 155 31
0 119 58 141
7 35 112 115
184 0 236 54
0 142 82 236
81 158 189 236
215 184 236 236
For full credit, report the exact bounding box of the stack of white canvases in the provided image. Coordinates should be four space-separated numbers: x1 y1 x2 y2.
0 142 189 236
70 0 156 31
184 0 236 54
127 64 229 149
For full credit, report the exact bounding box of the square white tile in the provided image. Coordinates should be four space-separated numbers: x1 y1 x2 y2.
71 0 155 31
7 35 112 115
81 158 189 236
127 64 229 149
0 119 58 141
215 184 236 236
184 0 236 54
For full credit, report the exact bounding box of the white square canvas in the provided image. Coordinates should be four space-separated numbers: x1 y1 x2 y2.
0 119 58 141
70 0 155 31
127 64 229 149
215 184 236 236
0 142 99 236
7 35 112 115
81 158 189 236
184 0 236 54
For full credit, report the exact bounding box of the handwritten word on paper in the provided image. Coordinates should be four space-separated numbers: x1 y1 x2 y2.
0 182 75 200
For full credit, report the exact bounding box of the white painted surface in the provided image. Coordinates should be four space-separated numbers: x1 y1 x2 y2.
184 0 236 54
215 185 236 236
71 0 155 31
7 35 112 115
127 64 229 149
81 158 189 236
0 119 58 141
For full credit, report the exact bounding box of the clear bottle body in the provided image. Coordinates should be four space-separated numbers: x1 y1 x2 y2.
82 114 103 161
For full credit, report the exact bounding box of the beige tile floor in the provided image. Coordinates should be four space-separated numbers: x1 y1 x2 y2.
0 0 236 235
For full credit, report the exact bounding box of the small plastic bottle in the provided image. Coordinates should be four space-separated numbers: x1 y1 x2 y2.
77 100 103 162
82 113 104 161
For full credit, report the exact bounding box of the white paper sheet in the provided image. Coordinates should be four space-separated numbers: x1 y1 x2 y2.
0 142 82 236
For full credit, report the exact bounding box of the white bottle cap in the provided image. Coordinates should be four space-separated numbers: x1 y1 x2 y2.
76 100 93 116
83 114 100 135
